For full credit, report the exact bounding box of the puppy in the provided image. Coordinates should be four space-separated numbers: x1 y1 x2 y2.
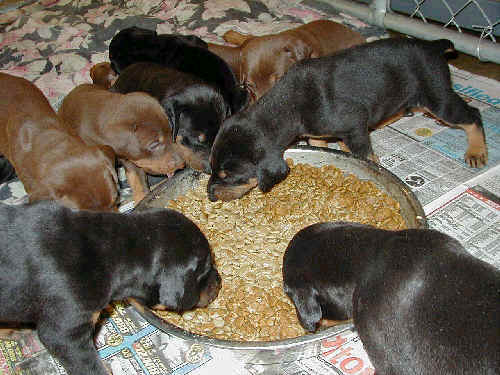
90 62 118 89
208 20 366 101
0 73 119 211
283 222 500 374
109 26 249 114
0 156 16 184
59 83 185 204
0 200 221 375
207 38 488 202
110 62 231 173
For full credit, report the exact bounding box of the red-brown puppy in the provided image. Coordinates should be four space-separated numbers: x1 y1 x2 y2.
0 73 119 211
208 20 366 101
59 84 185 204
90 62 118 89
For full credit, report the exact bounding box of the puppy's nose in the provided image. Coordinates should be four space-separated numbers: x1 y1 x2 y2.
196 268 222 308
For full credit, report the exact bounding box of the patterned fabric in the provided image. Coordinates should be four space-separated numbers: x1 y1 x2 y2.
0 0 386 205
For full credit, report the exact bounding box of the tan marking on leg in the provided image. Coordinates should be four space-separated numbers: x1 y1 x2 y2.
91 311 102 327
368 153 380 164
421 107 487 168
459 123 488 168
319 318 353 330
308 138 329 148
337 141 351 153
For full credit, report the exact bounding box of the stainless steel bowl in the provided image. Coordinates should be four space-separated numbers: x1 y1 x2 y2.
132 146 427 368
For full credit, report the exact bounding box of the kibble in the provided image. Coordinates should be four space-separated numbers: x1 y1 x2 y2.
154 160 406 341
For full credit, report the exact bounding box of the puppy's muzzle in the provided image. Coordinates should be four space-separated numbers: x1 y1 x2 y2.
197 267 222 308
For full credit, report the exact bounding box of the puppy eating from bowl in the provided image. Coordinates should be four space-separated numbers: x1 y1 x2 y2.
283 222 499 375
110 62 231 174
0 201 221 375
207 38 488 202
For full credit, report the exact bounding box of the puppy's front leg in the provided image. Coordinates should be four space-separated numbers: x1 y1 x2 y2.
120 158 149 204
333 102 377 162
37 316 109 375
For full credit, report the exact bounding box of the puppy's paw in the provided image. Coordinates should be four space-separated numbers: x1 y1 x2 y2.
368 153 380 164
465 146 488 168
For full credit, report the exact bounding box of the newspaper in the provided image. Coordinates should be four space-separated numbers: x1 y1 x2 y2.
1 66 498 375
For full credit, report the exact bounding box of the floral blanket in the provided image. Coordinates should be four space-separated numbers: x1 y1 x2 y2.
0 0 386 207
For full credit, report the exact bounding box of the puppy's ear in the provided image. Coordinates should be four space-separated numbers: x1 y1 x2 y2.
257 154 289 193
285 285 322 332
285 39 314 61
161 98 180 142
158 269 199 311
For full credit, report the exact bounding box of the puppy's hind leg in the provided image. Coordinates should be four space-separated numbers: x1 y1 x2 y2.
425 91 488 168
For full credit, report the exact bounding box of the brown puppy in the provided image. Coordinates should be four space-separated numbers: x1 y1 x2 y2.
0 73 119 211
90 62 118 89
208 20 366 101
59 84 185 204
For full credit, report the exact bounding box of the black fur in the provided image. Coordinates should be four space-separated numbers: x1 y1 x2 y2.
283 222 500 375
0 156 16 183
109 26 249 114
207 38 487 202
0 201 221 375
110 62 230 173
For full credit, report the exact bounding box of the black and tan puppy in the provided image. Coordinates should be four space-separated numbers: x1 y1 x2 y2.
0 200 221 375
110 62 230 173
207 38 488 202
283 222 500 375
109 26 249 114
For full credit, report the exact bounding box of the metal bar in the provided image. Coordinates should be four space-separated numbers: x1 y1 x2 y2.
317 0 500 63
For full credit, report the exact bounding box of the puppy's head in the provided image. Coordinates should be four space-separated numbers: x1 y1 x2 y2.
90 62 118 89
240 34 313 101
207 118 289 202
283 222 363 332
39 145 119 211
112 92 185 176
147 210 221 312
109 26 158 74
162 84 230 174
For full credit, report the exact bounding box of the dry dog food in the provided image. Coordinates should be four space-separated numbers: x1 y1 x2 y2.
155 160 406 341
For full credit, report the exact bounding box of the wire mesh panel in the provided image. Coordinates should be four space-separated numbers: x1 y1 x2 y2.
318 0 500 63
391 0 499 38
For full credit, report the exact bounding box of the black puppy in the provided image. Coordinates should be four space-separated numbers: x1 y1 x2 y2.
283 222 500 375
0 201 221 375
207 38 488 202
110 62 230 173
109 26 249 114
0 155 16 183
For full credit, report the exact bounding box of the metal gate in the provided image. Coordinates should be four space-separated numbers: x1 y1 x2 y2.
319 0 500 63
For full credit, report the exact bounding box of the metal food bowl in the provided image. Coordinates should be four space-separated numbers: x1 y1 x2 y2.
132 146 427 369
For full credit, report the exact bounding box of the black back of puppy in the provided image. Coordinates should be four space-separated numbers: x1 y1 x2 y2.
110 62 229 173
108 26 207 74
283 222 500 375
109 26 249 114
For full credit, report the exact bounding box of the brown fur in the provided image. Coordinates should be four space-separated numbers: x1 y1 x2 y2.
90 62 118 89
208 20 366 101
58 84 185 204
0 73 119 211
